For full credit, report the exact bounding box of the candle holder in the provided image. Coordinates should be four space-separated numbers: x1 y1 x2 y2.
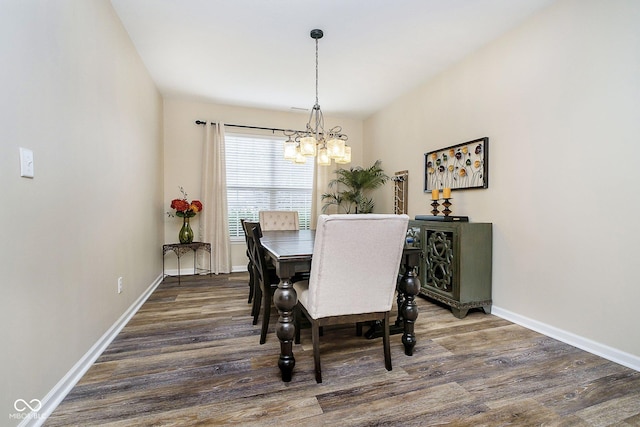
442 198 452 217
430 200 440 216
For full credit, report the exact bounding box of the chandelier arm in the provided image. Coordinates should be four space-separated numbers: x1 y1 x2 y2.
316 105 324 141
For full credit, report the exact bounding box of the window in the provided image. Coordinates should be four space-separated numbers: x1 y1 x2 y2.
225 132 314 238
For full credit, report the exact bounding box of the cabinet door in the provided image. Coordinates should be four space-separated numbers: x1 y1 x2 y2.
422 226 458 300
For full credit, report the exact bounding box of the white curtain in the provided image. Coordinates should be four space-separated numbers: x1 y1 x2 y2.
199 122 231 273
311 163 332 229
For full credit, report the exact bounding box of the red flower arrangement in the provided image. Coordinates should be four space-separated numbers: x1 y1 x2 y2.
168 187 202 218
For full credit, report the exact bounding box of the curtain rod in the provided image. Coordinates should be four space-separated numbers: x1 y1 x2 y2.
195 120 304 134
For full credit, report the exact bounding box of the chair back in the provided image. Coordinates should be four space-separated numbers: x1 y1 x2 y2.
249 223 272 292
305 214 409 319
241 220 259 261
259 210 300 231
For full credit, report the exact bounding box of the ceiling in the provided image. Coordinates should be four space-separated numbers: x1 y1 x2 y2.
110 0 555 120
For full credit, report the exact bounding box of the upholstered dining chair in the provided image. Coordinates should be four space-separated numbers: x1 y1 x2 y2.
249 223 282 344
293 213 410 383
259 210 299 231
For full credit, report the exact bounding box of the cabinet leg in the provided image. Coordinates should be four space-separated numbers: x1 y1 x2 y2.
482 304 492 314
451 307 468 319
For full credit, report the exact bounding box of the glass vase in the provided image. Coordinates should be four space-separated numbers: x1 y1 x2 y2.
179 216 194 244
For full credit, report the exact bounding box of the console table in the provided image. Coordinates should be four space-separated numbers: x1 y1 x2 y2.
162 242 212 283
408 220 492 318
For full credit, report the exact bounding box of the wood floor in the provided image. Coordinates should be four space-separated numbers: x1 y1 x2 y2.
46 273 640 426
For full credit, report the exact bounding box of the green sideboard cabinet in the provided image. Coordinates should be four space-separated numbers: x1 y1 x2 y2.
408 219 492 319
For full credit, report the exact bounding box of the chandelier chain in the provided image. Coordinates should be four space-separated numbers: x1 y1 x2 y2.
315 37 319 106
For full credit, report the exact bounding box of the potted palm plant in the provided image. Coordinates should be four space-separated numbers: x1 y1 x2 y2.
321 160 389 214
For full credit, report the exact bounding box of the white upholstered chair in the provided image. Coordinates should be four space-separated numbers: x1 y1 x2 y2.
259 210 299 231
293 213 409 383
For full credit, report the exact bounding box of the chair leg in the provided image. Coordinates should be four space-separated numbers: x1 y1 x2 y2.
247 268 254 304
252 286 261 325
260 288 271 344
383 312 392 371
250 265 260 318
294 305 301 344
312 320 322 383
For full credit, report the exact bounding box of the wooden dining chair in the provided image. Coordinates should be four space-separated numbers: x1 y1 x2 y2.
249 223 281 344
240 219 257 306
259 210 299 231
293 213 409 383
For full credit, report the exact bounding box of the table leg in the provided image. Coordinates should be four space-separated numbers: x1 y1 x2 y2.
177 254 181 284
364 282 404 339
364 250 421 342
393 277 406 328
209 249 213 277
273 276 297 382
399 254 420 356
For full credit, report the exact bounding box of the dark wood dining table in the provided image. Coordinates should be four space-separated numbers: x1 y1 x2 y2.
260 229 421 382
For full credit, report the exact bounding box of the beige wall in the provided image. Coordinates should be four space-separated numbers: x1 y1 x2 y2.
365 0 640 360
162 98 364 271
0 1 164 423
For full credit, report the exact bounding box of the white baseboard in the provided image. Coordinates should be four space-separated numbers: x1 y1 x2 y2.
492 306 640 372
164 270 247 276
163 268 206 276
21 274 165 427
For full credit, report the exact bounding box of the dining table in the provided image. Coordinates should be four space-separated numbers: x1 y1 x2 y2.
260 229 421 382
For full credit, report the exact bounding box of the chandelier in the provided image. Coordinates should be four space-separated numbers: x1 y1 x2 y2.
283 29 351 166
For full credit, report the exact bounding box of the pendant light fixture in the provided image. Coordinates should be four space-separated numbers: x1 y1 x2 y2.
284 29 350 166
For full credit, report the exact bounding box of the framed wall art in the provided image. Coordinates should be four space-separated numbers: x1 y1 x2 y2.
424 137 488 192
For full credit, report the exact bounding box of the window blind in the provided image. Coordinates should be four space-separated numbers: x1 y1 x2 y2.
225 133 314 238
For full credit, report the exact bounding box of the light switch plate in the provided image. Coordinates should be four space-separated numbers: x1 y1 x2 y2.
20 147 34 178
